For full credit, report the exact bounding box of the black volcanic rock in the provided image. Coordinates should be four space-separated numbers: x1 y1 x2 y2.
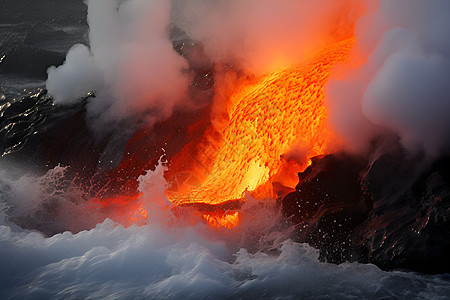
360 154 450 274
282 153 370 264
282 150 450 274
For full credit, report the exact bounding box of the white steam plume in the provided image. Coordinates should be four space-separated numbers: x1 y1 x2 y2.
172 0 363 76
46 0 191 131
47 0 365 134
47 0 450 159
327 0 450 158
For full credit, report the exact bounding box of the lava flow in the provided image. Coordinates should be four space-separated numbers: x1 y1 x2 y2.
169 38 355 205
97 38 355 228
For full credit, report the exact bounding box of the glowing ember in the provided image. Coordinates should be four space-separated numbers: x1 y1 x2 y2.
203 212 240 229
170 38 355 206
132 204 149 225
92 193 146 227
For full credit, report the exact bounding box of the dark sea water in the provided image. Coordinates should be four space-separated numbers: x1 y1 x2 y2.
1 1 450 299
0 0 87 101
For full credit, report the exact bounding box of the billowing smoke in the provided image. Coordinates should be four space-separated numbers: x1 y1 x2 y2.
3 1 450 297
47 0 364 133
172 0 363 75
47 0 191 131
47 0 450 157
327 0 450 158
172 0 365 133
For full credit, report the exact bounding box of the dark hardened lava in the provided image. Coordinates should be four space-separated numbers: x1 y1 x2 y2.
361 152 450 274
281 153 371 264
281 148 450 274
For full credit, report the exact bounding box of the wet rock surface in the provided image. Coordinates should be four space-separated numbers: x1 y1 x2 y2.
281 153 371 264
362 153 450 274
282 150 450 274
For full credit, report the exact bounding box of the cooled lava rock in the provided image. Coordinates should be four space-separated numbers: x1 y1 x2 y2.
282 149 450 274
360 152 450 274
281 153 370 264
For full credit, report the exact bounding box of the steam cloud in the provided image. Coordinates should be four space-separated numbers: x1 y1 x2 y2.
47 0 191 131
172 0 362 75
3 1 450 297
47 0 450 158
327 0 450 158
46 0 363 132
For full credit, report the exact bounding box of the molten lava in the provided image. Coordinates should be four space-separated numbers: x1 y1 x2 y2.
203 212 240 229
95 38 355 228
169 38 355 206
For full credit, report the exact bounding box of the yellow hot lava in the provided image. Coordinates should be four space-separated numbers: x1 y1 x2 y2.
170 38 355 206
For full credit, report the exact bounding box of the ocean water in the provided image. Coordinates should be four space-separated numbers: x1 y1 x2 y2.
1 164 449 299
0 0 87 101
1 1 450 299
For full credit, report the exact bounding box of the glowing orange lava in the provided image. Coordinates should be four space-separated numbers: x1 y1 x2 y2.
203 211 240 229
169 38 355 206
95 38 355 229
92 193 146 227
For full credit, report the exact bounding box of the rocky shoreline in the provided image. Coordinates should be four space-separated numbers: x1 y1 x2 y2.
281 150 450 274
